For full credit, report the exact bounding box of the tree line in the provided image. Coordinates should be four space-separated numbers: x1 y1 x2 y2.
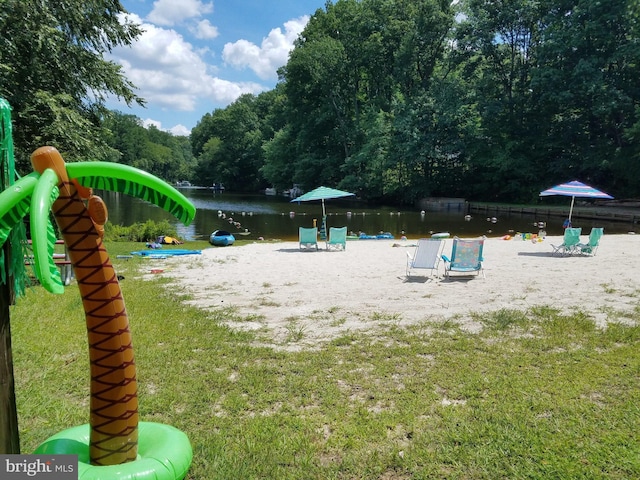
2 0 639 204
191 0 640 204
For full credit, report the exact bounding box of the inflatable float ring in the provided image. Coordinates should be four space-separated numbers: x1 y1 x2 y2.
34 421 192 480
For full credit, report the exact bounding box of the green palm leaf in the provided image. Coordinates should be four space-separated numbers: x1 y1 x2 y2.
67 162 196 226
0 173 38 249
30 168 63 294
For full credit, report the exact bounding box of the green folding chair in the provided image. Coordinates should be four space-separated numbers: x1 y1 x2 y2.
326 226 347 251
551 227 581 256
299 227 318 250
576 227 604 256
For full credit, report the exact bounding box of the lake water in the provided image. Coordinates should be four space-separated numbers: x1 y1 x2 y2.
97 189 633 241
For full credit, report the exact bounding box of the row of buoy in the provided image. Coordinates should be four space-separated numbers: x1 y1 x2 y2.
286 211 398 217
212 209 553 244
217 209 547 235
217 210 254 218
463 215 548 229
217 210 251 234
463 214 498 223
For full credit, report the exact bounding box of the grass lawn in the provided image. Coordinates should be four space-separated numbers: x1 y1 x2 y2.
10 241 640 479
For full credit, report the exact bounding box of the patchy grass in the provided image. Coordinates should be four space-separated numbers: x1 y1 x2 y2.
9 241 640 479
284 319 307 343
257 297 280 307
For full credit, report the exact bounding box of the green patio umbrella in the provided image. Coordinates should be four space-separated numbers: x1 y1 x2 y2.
291 186 355 239
290 186 355 217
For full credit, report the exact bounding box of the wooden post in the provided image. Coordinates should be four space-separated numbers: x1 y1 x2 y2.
0 242 20 453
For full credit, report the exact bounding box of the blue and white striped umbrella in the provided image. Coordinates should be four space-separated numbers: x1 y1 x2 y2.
540 180 613 221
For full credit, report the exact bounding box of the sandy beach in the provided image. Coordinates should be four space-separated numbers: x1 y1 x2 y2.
149 233 640 348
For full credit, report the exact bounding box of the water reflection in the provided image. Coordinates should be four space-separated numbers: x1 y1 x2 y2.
97 189 632 241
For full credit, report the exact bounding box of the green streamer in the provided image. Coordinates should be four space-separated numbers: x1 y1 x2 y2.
0 98 29 298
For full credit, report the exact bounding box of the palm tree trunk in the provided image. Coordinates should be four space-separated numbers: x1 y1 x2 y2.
32 147 138 466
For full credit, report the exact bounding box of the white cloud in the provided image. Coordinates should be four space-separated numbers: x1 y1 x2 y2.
222 15 309 80
108 9 310 132
141 118 191 136
141 118 162 129
147 0 213 26
169 124 191 136
111 14 266 114
192 19 219 39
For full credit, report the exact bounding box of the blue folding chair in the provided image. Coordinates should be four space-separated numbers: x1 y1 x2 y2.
442 237 485 278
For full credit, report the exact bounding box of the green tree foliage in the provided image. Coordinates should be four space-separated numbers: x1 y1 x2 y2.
193 0 640 203
265 0 455 201
192 94 266 191
103 112 197 184
532 0 640 196
0 0 144 171
453 0 640 200
450 0 546 200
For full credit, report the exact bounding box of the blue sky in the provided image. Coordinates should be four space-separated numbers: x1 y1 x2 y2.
107 0 326 136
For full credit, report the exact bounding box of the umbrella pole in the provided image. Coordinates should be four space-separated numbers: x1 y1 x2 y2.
568 196 575 222
316 199 325 240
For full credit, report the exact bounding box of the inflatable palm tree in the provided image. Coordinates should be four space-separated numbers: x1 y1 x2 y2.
0 144 195 474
